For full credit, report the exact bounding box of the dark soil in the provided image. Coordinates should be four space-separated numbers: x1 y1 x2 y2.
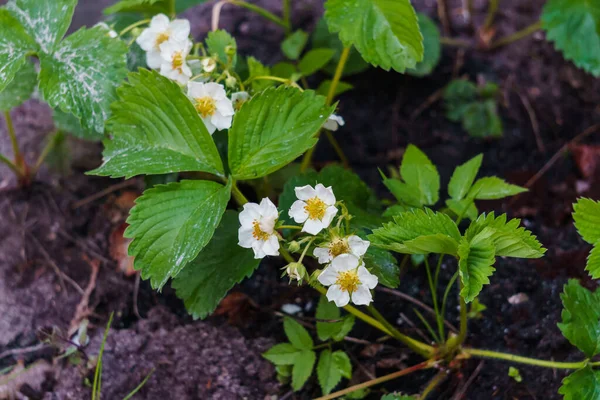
1 0 599 399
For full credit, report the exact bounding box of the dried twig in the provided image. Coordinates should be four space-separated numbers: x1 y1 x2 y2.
133 272 143 320
72 179 136 209
452 361 485 400
68 257 100 337
0 343 48 361
29 234 83 295
515 87 545 153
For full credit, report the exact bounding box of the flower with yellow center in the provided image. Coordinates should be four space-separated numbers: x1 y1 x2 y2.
187 82 235 134
231 91 250 111
318 254 378 307
314 235 370 265
289 184 338 235
136 14 190 69
238 197 280 259
159 39 193 84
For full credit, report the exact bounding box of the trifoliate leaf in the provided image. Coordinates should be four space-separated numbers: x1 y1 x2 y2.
206 30 237 67
317 80 354 98
0 10 37 92
90 70 224 178
317 349 352 394
559 366 600 400
558 279 600 358
446 199 478 221
464 213 546 258
542 0 600 77
467 177 527 200
573 198 600 245
228 86 334 180
126 179 231 289
461 100 503 138
281 30 309 60
448 154 483 200
284 317 314 350
369 208 461 254
403 234 460 256
172 211 260 319
247 56 274 92
298 48 336 77
6 0 76 53
316 295 356 340
324 0 423 73
263 343 301 365
104 0 169 15
38 26 128 134
407 13 441 77
292 350 316 391
0 60 36 112
364 246 400 288
400 145 440 206
458 232 496 302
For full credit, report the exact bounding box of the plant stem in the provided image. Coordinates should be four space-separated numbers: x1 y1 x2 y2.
4 111 22 167
483 0 499 31
457 280 468 345
424 257 445 342
228 0 288 28
315 360 435 400
278 225 302 230
0 153 21 176
169 0 176 17
118 19 151 37
464 348 597 369
439 37 472 47
282 0 291 35
243 75 302 90
324 130 350 169
32 131 61 174
489 21 542 49
420 370 448 399
280 247 296 264
440 270 459 326
231 180 249 205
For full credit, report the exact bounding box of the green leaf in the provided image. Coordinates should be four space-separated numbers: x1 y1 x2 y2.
559 366 600 400
0 9 37 93
317 80 354 97
445 199 478 221
403 234 460 256
467 177 527 200
126 179 231 289
573 198 600 244
90 70 224 178
271 61 297 79
228 86 333 180
383 178 423 207
542 0 600 77
464 213 546 258
588 244 600 280
364 246 400 288
317 349 352 394
292 350 316 391
171 211 260 319
7 0 76 53
407 13 441 77
444 79 478 122
0 60 36 112
558 279 600 357
247 56 274 92
53 108 101 141
38 26 128 134
104 0 169 14
461 100 503 138
206 30 237 67
508 366 522 383
263 343 300 365
316 295 356 340
281 30 309 60
284 317 314 350
400 145 440 205
458 232 496 302
324 0 424 73
448 154 483 200
298 48 336 76
176 0 211 13
381 395 417 400
369 208 461 254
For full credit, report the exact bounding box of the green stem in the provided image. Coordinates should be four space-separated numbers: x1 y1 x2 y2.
282 0 291 35
243 75 302 90
118 19 151 37
420 370 448 399
0 152 21 176
324 130 350 169
169 0 176 17
280 247 296 264
32 131 60 174
464 348 598 369
483 0 499 31
228 0 288 28
231 180 249 206
439 37 472 48
278 225 302 230
424 257 444 342
440 270 459 327
4 111 21 166
457 280 468 345
489 21 542 49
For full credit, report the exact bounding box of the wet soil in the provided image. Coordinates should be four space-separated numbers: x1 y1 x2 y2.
1 0 600 399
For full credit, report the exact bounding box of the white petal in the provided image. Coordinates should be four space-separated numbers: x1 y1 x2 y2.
181 63 192 78
216 98 235 116
169 19 190 41
262 235 280 256
302 218 324 235
187 82 206 98
150 14 170 30
295 185 317 201
239 203 261 226
259 197 278 218
320 206 338 228
238 228 254 248
331 254 359 272
201 117 217 134
159 41 176 59
315 184 336 205
251 241 266 259
318 266 338 286
348 235 370 257
210 112 233 131
205 82 227 100
313 247 333 264
289 200 308 223
174 71 190 85
351 285 373 305
231 91 249 103
357 265 378 289
136 29 157 51
145 50 163 69
327 285 350 307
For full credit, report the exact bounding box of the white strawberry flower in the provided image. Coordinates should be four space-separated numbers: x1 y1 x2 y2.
159 39 193 84
136 14 190 69
313 235 370 265
289 184 338 235
323 114 345 131
201 57 217 73
238 198 280 259
318 254 378 307
187 82 235 134
231 91 250 111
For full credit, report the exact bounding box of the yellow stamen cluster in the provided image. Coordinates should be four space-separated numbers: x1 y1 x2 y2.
194 96 217 117
336 270 360 293
304 197 327 220
155 32 170 48
252 220 270 241
329 239 349 258
172 51 184 71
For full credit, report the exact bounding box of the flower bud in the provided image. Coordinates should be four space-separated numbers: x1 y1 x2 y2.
225 75 237 88
225 45 236 57
285 262 306 282
287 240 301 253
201 57 217 73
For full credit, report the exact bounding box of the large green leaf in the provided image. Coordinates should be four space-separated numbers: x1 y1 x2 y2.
407 13 441 77
228 86 334 179
573 198 600 245
363 246 400 288
559 366 600 400
263 343 300 365
467 177 527 200
324 0 423 73
38 26 128 134
6 0 76 53
292 350 316 391
458 232 496 302
104 0 169 15
403 234 460 256
0 10 37 92
399 145 440 205
542 0 600 77
172 211 260 319
0 60 36 112
284 317 314 350
558 279 600 358
91 70 224 178
126 179 231 289
317 349 352 395
448 154 483 200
